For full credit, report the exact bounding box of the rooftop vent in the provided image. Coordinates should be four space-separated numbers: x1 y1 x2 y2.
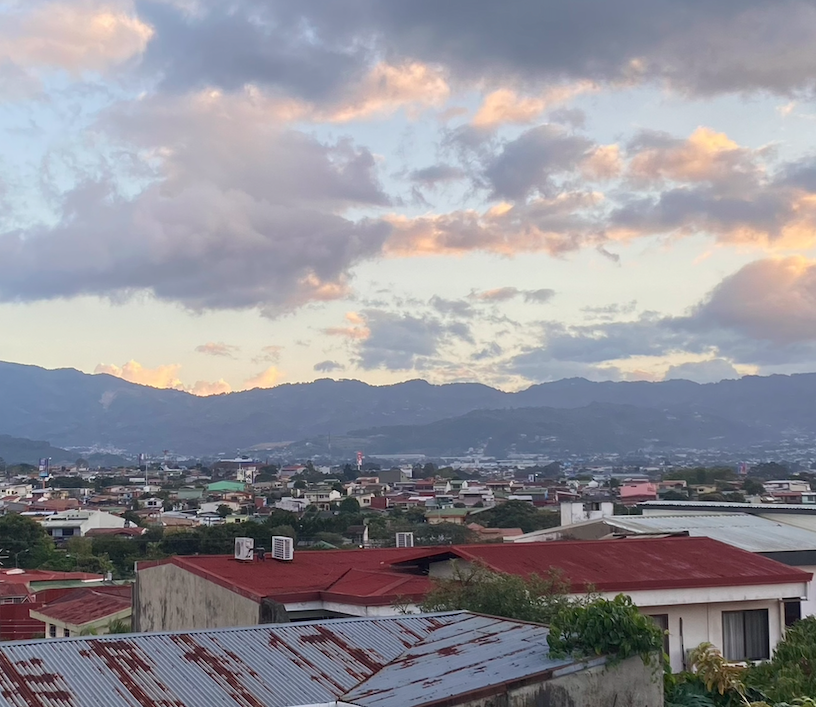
234 536 254 562
271 535 294 562
396 532 414 548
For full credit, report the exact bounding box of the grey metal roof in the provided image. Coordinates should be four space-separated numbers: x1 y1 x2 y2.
607 513 816 553
343 614 571 707
640 500 816 514
0 612 571 707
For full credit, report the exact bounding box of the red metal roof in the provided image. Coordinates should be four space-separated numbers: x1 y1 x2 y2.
85 527 147 537
447 537 811 593
143 536 810 606
33 586 131 627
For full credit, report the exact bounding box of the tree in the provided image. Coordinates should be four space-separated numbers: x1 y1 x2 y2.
0 514 56 568
747 616 816 703
477 500 559 534
661 490 689 501
338 496 360 514
421 563 575 625
414 522 475 546
547 595 663 666
216 504 232 518
742 478 766 496
293 480 306 490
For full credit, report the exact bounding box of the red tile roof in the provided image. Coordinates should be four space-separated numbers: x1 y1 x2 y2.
33 586 131 627
143 536 810 606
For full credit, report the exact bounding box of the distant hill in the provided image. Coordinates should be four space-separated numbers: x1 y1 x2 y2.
0 434 128 467
340 403 773 457
0 360 813 455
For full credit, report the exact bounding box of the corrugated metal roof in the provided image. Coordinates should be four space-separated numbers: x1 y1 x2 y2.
641 500 816 513
0 613 469 707
342 614 568 707
606 513 816 553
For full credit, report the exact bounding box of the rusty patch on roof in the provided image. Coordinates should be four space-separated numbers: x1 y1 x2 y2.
86 640 183 707
0 652 75 707
172 633 269 707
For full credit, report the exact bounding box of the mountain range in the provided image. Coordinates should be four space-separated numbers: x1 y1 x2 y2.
0 360 812 458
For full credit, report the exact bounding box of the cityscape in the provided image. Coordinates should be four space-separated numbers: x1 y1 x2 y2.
2 0 816 705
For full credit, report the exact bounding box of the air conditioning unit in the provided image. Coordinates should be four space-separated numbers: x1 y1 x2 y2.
234 537 254 562
396 532 415 548
271 535 294 561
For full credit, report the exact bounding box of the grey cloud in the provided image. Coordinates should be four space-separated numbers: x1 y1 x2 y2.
470 287 556 303
483 125 593 200
0 97 391 315
665 359 740 384
524 289 556 303
429 296 475 318
195 342 239 358
314 360 345 372
135 1 369 101
357 310 472 370
409 164 466 185
548 107 587 129
214 0 816 97
471 342 503 361
508 258 816 380
582 300 638 320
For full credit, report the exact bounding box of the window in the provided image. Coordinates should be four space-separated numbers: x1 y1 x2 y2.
48 624 56 638
784 600 802 627
723 609 770 661
648 614 670 657
63 629 70 637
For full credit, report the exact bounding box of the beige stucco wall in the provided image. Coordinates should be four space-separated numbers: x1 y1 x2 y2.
446 655 663 707
135 562 260 632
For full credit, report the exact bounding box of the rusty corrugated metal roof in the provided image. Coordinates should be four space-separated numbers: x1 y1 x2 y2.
0 613 465 707
341 614 570 707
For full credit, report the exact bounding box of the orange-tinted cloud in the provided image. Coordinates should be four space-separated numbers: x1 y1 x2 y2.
243 366 281 390
190 379 232 396
195 342 239 358
0 1 154 73
95 360 184 389
323 311 371 339
472 83 594 128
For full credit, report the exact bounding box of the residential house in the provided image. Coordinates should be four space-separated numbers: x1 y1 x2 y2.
0 612 662 707
274 497 308 513
30 585 132 638
40 509 126 542
134 536 809 671
619 481 658 506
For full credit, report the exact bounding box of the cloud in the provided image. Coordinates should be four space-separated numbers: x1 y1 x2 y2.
507 257 816 382
95 360 183 389
471 342 503 361
314 360 345 372
324 311 371 339
471 84 593 128
409 164 466 185
664 359 740 384
470 287 555 303
356 309 473 370
253 345 283 364
195 342 239 358
0 91 391 316
483 124 596 200
190 379 232 395
472 287 521 302
0 0 153 73
95 358 235 395
429 296 475 318
258 0 816 96
243 366 281 390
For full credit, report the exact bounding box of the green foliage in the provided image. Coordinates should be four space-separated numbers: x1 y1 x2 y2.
476 500 559 534
746 617 816 703
0 513 56 568
547 594 664 665
414 522 475 546
665 467 737 485
421 562 575 625
216 504 232 518
338 496 361 514
742 478 766 496
107 618 131 634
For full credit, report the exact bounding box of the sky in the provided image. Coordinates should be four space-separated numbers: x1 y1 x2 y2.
2 1 816 394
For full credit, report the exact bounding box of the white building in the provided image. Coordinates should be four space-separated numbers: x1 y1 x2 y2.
40 510 126 541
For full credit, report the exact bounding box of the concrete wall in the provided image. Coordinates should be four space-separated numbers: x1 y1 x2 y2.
135 562 259 632
449 655 663 707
